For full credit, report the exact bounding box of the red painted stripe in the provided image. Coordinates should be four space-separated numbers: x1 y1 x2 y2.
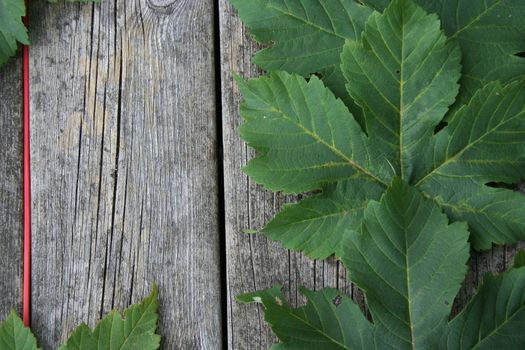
22 11 31 327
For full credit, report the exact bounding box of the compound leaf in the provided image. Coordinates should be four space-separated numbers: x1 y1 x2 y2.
236 0 525 257
416 81 525 185
237 286 373 349
0 312 40 350
59 286 160 350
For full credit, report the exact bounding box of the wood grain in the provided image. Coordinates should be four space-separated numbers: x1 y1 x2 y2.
28 1 221 348
0 57 23 321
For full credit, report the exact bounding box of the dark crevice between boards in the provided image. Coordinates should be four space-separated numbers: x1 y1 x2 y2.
78 5 92 284
100 23 124 317
107 46 124 313
87 9 112 319
110 0 124 313
212 1 228 349
118 164 130 306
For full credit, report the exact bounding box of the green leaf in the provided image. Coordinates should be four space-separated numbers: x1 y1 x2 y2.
229 0 373 114
514 251 525 268
238 71 389 194
238 69 394 256
263 179 383 259
416 81 525 185
341 178 470 349
237 0 525 256
237 286 373 349
0 0 100 69
363 0 525 109
0 0 29 67
0 311 40 350
341 0 461 180
59 286 160 350
240 181 525 348
60 324 96 350
447 267 525 349
415 81 525 249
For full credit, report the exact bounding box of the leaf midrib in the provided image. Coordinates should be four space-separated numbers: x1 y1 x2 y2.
271 206 365 227
398 11 416 346
399 5 407 181
404 211 417 349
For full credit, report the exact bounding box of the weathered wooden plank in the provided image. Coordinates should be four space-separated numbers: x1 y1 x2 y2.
218 3 353 349
28 1 221 348
0 57 23 320
218 2 525 348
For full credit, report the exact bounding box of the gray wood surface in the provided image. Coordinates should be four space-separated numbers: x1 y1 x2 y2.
0 57 23 320
28 1 221 348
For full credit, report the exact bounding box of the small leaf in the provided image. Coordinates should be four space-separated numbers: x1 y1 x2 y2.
60 324 96 350
416 81 525 249
363 0 525 110
0 311 40 350
237 286 373 349
59 286 160 350
447 267 525 349
230 0 373 112
341 178 470 349
263 179 383 259
0 0 29 67
341 0 461 180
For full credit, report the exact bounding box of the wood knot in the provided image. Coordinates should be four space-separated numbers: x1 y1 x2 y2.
146 0 178 14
